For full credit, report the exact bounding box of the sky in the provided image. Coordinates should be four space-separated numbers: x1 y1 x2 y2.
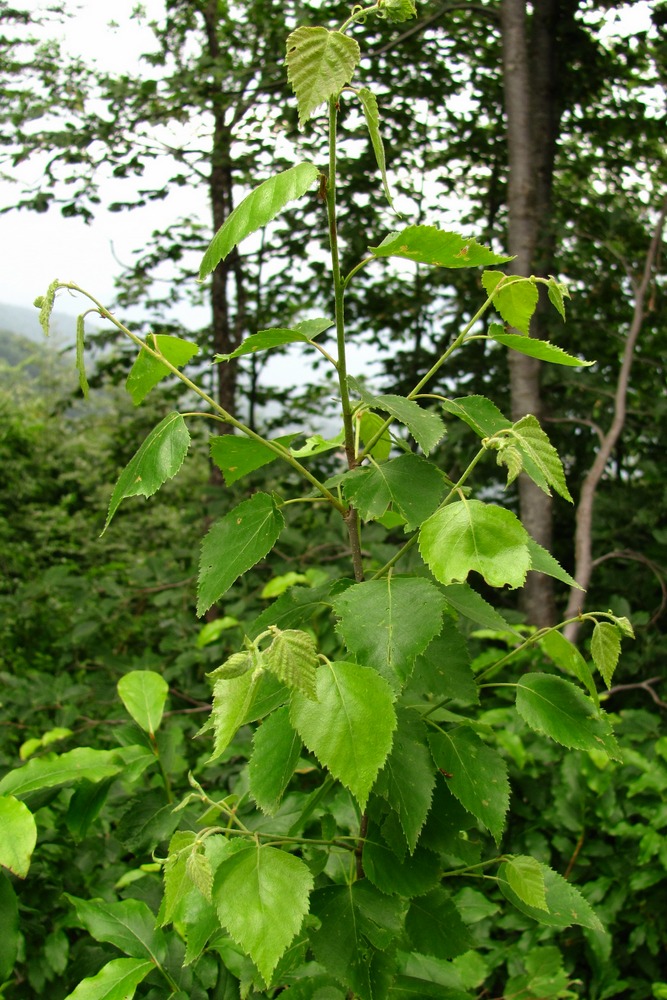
0 0 656 333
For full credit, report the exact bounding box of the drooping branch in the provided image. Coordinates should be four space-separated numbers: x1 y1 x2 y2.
564 194 667 641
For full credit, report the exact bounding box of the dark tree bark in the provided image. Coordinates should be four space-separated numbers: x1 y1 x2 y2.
501 0 569 627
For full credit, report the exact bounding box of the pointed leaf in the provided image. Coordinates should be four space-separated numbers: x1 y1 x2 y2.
291 429 345 458
264 629 318 699
0 747 124 798
341 453 445 530
206 670 262 760
370 227 513 268
210 433 296 486
200 163 319 278
590 622 622 689
104 412 190 532
215 328 311 362
117 670 168 735
510 414 572 501
249 706 302 815
384 0 418 21
358 410 392 460
63 958 154 1000
515 673 620 759
286 27 360 128
162 831 198 925
420 500 531 589
441 395 509 438
375 709 437 851
290 660 397 809
428 728 510 840
504 855 548 911
441 583 514 632
364 826 441 897
527 537 582 589
65 895 167 963
333 577 446 693
409 622 479 707
349 377 445 455
213 843 313 985
197 492 285 615
547 275 570 319
126 334 199 405
358 87 395 210
539 630 599 707
498 860 603 931
482 273 538 334
0 795 37 878
405 888 473 959
309 882 404 996
491 331 593 366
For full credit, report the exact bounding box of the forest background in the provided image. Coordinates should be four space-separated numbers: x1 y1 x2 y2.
0 0 666 998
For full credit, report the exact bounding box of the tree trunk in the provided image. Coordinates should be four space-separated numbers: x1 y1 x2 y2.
501 0 565 627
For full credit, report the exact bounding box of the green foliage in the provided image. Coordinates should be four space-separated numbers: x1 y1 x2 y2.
4 5 663 999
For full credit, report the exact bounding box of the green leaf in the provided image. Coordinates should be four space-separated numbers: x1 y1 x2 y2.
291 428 345 458
482 272 538 334
333 577 446 693
341 453 446 530
0 873 19 981
539 629 599 707
419 500 531 589
200 163 319 278
349 377 445 455
409 622 479 708
428 728 510 840
510 414 572 501
375 710 437 852
162 831 211 926
364 824 441 897
126 334 199 405
290 660 397 809
405 888 473 960
62 958 154 1000
370 227 513 268
497 860 603 931
358 87 395 210
503 855 548 911
286 27 360 128
515 673 621 759
206 670 263 759
65 895 167 963
76 314 89 398
441 394 509 438
546 275 570 319
117 670 169 735
527 537 582 589
383 0 418 22
249 706 302 815
0 747 125 798
309 881 404 997
209 433 296 486
441 583 514 632
215 327 313 362
491 331 594 366
213 843 313 985
197 492 285 615
590 622 622 689
0 795 37 878
264 628 319 699
358 410 392 460
104 412 190 532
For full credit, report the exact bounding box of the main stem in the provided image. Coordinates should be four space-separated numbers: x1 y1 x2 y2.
326 95 364 584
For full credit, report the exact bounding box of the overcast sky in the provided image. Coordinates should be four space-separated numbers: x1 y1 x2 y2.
0 0 655 326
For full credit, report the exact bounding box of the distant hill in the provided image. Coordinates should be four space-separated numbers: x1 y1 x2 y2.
0 302 76 345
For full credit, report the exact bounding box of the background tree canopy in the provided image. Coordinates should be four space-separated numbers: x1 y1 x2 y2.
0 1 666 997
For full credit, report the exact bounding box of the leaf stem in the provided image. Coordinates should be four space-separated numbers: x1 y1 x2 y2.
57 283 346 512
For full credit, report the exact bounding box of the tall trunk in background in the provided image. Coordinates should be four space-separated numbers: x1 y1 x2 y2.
501 0 567 627
203 0 246 421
